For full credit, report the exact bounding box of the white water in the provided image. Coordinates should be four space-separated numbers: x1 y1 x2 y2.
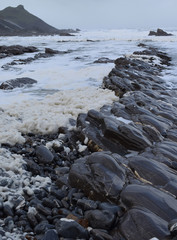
0 28 177 145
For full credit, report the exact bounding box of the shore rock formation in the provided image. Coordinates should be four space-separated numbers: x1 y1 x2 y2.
148 28 173 36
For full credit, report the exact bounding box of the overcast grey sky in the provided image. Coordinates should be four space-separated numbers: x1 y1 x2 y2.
0 0 177 30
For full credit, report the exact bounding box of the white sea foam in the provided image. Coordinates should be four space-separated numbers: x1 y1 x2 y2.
0 87 117 146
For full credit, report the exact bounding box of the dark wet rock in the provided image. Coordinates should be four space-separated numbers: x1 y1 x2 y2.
94 57 115 64
104 121 152 150
3 204 14 217
121 184 177 222
128 156 177 196
85 209 115 230
43 229 59 240
55 219 89 239
69 152 125 203
45 48 60 54
35 145 54 164
99 202 121 215
36 204 51 216
168 219 177 237
34 221 55 234
90 229 113 240
119 208 169 240
27 212 38 228
152 141 177 162
0 45 38 58
149 29 173 36
77 199 98 211
0 77 37 90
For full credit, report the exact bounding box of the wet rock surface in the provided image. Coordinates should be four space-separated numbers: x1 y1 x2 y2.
0 77 37 90
1 44 177 239
148 28 173 36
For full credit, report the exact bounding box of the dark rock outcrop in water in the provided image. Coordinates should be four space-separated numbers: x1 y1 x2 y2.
148 28 173 36
0 45 38 59
0 5 78 36
0 77 37 89
2 44 177 240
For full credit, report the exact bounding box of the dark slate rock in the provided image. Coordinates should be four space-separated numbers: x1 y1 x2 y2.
99 202 121 215
85 209 115 230
36 204 51 216
3 204 14 217
69 152 125 203
90 229 113 240
34 221 55 234
36 145 54 164
27 212 38 228
148 28 173 36
128 156 177 196
94 57 115 63
121 184 177 222
168 219 177 237
55 219 89 239
43 229 59 240
77 199 98 211
45 48 59 54
0 77 37 90
104 121 152 150
119 208 169 240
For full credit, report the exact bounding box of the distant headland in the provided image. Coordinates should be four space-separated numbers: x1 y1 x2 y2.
0 5 79 36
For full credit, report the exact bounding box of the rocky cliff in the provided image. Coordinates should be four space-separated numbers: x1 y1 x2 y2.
0 5 77 36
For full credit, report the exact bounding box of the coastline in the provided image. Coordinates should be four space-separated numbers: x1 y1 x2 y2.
1 42 177 239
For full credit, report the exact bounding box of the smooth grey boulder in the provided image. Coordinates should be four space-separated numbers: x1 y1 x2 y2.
69 152 125 203
36 145 54 164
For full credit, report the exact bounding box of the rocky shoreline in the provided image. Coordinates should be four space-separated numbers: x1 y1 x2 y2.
1 44 177 240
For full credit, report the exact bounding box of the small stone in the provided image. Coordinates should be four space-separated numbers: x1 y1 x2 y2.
85 210 115 230
43 229 59 240
3 205 14 217
36 145 54 164
34 221 55 234
55 219 89 239
77 199 98 211
36 204 51 216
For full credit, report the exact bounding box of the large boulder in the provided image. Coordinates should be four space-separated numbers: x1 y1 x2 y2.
69 152 125 203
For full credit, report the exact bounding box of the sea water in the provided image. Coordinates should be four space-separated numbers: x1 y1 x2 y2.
0 29 177 145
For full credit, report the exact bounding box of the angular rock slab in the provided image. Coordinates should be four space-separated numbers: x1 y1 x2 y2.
119 208 169 240
121 184 177 222
69 152 125 203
